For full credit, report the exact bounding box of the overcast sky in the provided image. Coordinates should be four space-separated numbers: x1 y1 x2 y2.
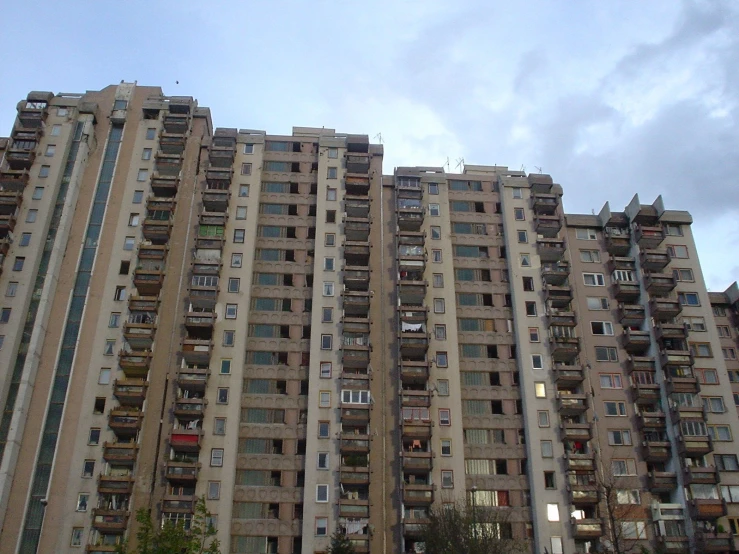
1 0 737 290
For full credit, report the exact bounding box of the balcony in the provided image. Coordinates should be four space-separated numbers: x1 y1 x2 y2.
0 191 22 215
118 351 152 379
162 494 196 513
340 466 370 486
401 420 432 440
141 219 173 244
399 333 428 357
649 297 682 321
660 349 694 368
341 405 370 424
569 485 599 506
560 422 592 441
670 402 705 423
570 518 603 539
202 188 230 212
565 453 595 472
188 285 218 310
346 154 370 175
194 233 225 251
340 434 370 454
656 536 690 553
400 361 430 385
541 262 570 286
397 207 424 231
618 304 646 327
640 249 671 271
103 442 138 465
688 499 727 520
113 379 148 407
346 195 370 219
5 148 36 170
344 240 370 266
554 367 585 387
208 145 235 168
137 242 168 262
557 394 588 415
531 192 558 215
534 215 562 237
677 434 712 456
398 279 426 306
154 152 183 177
174 397 206 420
98 474 135 495
18 104 47 128
129 295 159 313
403 484 434 506
184 312 215 339
164 461 200 484
402 452 433 472
612 281 641 302
699 534 734 552
123 321 156 350
345 217 370 242
177 367 209 393
205 167 232 189
635 224 665 249
343 266 370 292
163 113 189 134
170 429 203 452
632 382 661 404
403 520 430 539
655 322 687 342
342 344 370 369
622 328 651 354
637 411 666 429
642 440 671 461
647 471 677 492
150 174 179 197
605 233 631 256
133 268 165 296
0 170 30 191
664 375 700 395
401 390 432 408
544 285 572 308
0 214 17 237
159 132 186 155
536 238 566 262
546 310 576 329
182 339 212 365
108 409 143 438
344 291 370 317
645 273 677 295
550 336 580 362
346 174 370 196
682 465 719 485
91 509 129 534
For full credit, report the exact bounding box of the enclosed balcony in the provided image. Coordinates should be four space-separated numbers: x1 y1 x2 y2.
560 422 592 441
403 520 430 539
612 281 641 302
128 295 159 313
150 174 179 197
102 442 138 465
177 367 209 394
346 195 370 219
164 461 200 484
0 191 22 215
343 291 370 317
403 484 434 506
537 238 566 262
123 320 156 350
170 429 203 452
605 232 631 256
113 379 148 407
682 465 719 485
184 312 215 339
534 215 562 237
340 434 370 454
640 249 671 271
650 297 682 320
401 419 432 440
557 394 588 415
108 409 143 438
655 536 690 554
541 262 569 286
344 240 370 266
402 452 433 472
202 188 230 212
163 113 189 134
345 217 370 242
550 336 580 362
0 170 30 191
570 519 603 539
531 192 558 215
622 328 652 354
400 361 430 385
618 304 645 327
688 499 726 520
544 285 572 309
554 366 585 387
182 339 212 365
569 485 599 506
91 509 129 534
635 224 665 249
133 267 165 296
655 322 687 342
677 434 712 456
346 154 370 175
137 243 168 263
98 474 135 495
346 174 371 196
194 232 225 252
642 439 671 462
159 133 186 155
343 266 370 291
118 351 152 379
647 471 677 492
645 273 677 295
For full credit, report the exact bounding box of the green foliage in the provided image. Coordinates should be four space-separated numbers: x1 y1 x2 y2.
327 531 356 554
116 497 220 554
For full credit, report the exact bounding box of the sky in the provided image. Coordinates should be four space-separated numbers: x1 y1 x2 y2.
1 0 737 290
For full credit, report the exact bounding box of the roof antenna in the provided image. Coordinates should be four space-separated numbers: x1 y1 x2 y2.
374 133 383 144
520 164 526 173
535 166 542 173
455 157 465 172
444 157 450 172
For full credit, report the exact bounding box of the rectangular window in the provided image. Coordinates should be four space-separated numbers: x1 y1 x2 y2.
538 410 550 427
82 459 95 478
32 187 44 200
595 346 618 362
239 185 249 197
38 165 50 178
723 348 737 360
231 253 243 268
142 147 152 160
70 527 83 547
241 162 252 175
517 230 528 243
133 190 144 203
432 249 442 262
316 484 329 503
315 517 328 537
667 245 689 258
233 229 245 243
223 330 235 346
673 268 694 282
5 282 17 298
210 448 224 467
317 452 329 469
322 308 333 323
591 321 614 335
323 282 334 296
611 459 637 476
534 382 547 398
439 409 451 426
217 388 229 404
434 299 445 313
123 236 135 250
26 210 37 223
136 169 148 182
600 374 622 389
45 144 56 157
13 257 25 271
429 203 440 216
320 362 332 379
525 301 537 316
604 401 627 416
531 355 543 370
583 273 605 286
678 292 701 306
319 391 331 408
76 494 89 512
441 470 454 488
703 396 725 413
608 430 632 445
326 187 337 201
690 342 712 357
220 359 232 374
88 428 101 445
436 352 448 367
513 207 525 220
214 418 226 435
437 380 449 396
327 167 338 179
0 309 10 324
434 324 447 341
580 250 601 263
541 440 553 458
576 228 598 240
318 421 330 438
228 278 240 293
114 286 127 301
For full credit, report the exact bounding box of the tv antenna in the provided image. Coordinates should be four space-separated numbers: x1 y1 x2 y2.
444 157 450 172
534 166 543 173
455 157 465 172
373 133 383 144
520 164 526 173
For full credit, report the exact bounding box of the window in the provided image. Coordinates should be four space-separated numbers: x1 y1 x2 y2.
318 421 330 438
703 396 725 413
114 286 127 301
231 253 243 268
667 245 689 258
325 233 336 246
217 388 229 404
223 330 235 346
429 203 440 216
233 229 245 243
433 274 444 288
319 391 331 408
580 250 601 263
70 527 83 547
0 336 4 350
210 449 224 467
108 312 121 328
103 340 115 356
440 439 452 456
239 185 249 197
76 494 89 512
222 303 237 319
38 165 50 178
141 147 152 160
432 249 442 262
0 309 10 324
434 299 445 313
45 144 56 157
326 187 337 201
441 470 454 488
723 486 739 503
591 321 614 335
123 236 135 250
604 401 627 416
439 409 451 426
26 210 37 223
717 325 731 338
665 224 683 236
673 268 694 282
427 182 439 194
327 167 338 179
321 334 332 350
324 257 335 271
690 342 712 357
321 308 333 323
145 127 156 140
234 206 247 220
5 282 17 298
241 162 252 175
608 430 632 445
132 190 144 204
576 228 597 240
595 346 618 362
241 143 254 155
541 440 553 458
12 257 25 271
547 504 559 522
320 362 332 379
82 460 95 478
534 382 547 398
531 355 543 370
723 348 737 360
228 278 240 293
315 517 328 537
316 484 329 502
205 481 221 501
716 454 739 471
525 301 537 316
430 226 441 240
684 316 706 331
514 230 528 244
127 213 140 227
436 352 448 367
434 325 447 341
621 521 646 539
31 186 45 200
136 169 148 182
214 418 226 435
88 428 101 445
612 459 637 476
220 359 232 374
520 253 531 267
696 368 718 384
317 452 329 469
678 292 700 306
538 410 550 427
600 374 622 389
583 273 605 286
93 398 106 414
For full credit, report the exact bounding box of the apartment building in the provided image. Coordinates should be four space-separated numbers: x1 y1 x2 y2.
0 84 738 554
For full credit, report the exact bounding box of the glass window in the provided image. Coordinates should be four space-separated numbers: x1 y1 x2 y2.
214 417 226 435
534 382 546 398
316 484 329 502
210 448 224 467
132 190 144 203
239 185 249 197
231 253 243 268
429 204 440 216
26 210 37 223
233 229 245 243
